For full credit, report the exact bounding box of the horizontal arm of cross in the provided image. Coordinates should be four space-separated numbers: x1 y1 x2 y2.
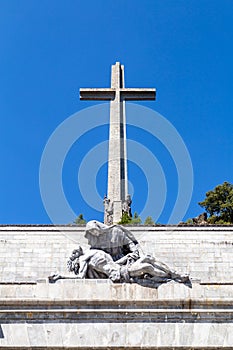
80 88 156 101
80 88 115 100
120 88 156 100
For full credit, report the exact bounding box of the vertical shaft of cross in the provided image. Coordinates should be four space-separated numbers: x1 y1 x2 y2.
107 63 128 223
80 61 156 225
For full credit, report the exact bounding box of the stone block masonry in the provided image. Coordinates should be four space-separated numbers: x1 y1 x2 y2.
0 224 232 348
0 281 232 348
0 225 232 282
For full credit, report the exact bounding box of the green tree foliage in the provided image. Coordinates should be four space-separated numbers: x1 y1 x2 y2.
199 182 233 224
131 212 142 225
74 214 87 225
118 212 142 225
144 216 155 225
185 218 194 225
118 212 132 224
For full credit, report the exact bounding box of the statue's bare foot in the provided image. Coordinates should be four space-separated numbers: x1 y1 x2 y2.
172 273 192 288
183 277 192 288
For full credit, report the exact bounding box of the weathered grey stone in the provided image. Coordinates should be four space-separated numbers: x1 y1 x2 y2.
27 324 47 346
80 62 156 224
1 225 233 282
0 225 232 348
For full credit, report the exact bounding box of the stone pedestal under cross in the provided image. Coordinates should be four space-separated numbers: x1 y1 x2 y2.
80 62 156 224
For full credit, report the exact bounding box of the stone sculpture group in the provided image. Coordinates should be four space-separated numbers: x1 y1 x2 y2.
49 220 191 288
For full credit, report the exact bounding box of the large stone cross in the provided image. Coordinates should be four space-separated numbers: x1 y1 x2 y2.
80 62 156 224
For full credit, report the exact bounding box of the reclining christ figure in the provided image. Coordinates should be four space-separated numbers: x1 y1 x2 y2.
49 220 191 288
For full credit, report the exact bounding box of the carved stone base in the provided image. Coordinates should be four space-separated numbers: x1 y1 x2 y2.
0 281 232 348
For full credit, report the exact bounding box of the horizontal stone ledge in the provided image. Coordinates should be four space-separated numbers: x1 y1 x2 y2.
0 282 37 285
0 282 233 305
1 281 233 286
1 347 233 350
0 309 232 323
1 224 233 232
0 298 233 310
200 282 233 285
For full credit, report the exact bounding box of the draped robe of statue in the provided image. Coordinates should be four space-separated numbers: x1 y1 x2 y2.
49 220 191 288
84 220 141 261
74 221 191 287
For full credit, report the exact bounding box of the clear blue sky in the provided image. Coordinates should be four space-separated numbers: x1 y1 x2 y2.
1 0 233 224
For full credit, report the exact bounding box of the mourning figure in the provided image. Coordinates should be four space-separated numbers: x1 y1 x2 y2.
49 220 191 288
